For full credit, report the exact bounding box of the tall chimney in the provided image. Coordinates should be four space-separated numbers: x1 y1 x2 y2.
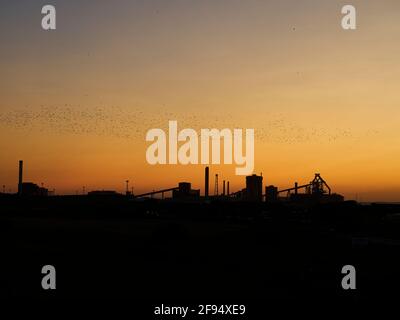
223 180 226 196
18 160 23 195
227 181 230 196
205 167 209 198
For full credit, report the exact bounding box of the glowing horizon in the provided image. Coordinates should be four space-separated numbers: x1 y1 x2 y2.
1 0 400 201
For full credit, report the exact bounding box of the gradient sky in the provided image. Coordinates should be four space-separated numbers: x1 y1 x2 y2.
1 0 400 201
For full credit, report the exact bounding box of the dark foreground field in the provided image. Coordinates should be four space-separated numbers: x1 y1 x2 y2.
1 196 400 310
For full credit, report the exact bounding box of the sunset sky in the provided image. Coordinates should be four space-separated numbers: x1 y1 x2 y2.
1 0 400 201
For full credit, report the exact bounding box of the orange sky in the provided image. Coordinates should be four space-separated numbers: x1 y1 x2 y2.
1 0 400 201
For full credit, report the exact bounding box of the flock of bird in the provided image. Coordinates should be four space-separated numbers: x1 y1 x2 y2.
0 104 374 144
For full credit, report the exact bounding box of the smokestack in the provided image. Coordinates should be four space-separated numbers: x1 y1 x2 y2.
205 167 209 198
18 160 23 195
295 182 298 195
223 180 226 196
214 174 219 196
227 182 230 196
126 180 129 196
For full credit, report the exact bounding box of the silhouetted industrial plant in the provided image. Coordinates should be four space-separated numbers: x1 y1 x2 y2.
16 161 49 197
8 161 344 206
2 160 400 303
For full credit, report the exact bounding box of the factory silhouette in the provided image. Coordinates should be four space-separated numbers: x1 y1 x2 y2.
2 160 400 304
12 160 344 206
